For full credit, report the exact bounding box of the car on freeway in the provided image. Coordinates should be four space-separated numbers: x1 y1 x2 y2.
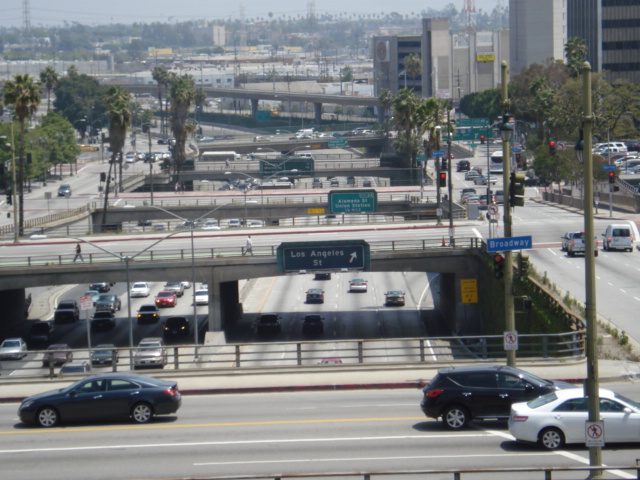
302 314 324 336
133 337 168 369
473 174 497 185
163 316 190 339
509 387 640 450
42 344 73 367
385 291 405 306
312 178 323 188
462 194 481 204
83 290 100 305
137 304 161 323
493 189 504 204
362 180 372 187
464 169 482 180
227 218 242 228
59 361 90 377
91 344 119 366
305 288 325 304
319 358 343 364
155 291 177 308
18 373 182 427
255 314 282 335
57 184 71 197
420 365 573 430
194 289 209 305
28 321 55 344
180 281 191 289
53 300 80 323
95 294 121 313
91 311 116 331
130 282 151 297
202 221 221 231
163 282 184 297
0 337 28 360
456 160 470 172
459 188 476 200
349 278 368 292
89 282 111 293
314 272 332 280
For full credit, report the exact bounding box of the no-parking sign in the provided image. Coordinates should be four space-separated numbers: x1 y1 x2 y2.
585 421 605 447
504 331 518 351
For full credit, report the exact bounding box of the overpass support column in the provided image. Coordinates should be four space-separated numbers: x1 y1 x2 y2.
208 271 241 332
250 99 259 121
0 288 26 335
314 103 322 125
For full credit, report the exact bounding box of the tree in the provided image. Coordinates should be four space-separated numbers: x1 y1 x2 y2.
39 66 59 113
391 88 422 168
404 53 422 89
417 97 448 165
341 65 353 82
2 74 41 236
53 70 105 134
378 89 394 138
152 66 171 138
168 74 196 174
564 37 588 78
194 87 207 124
101 85 131 226
37 112 80 180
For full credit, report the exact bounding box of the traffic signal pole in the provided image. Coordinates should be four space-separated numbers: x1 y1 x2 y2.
500 62 516 368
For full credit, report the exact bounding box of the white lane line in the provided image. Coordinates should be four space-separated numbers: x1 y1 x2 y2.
620 289 627 294
633 297 640 302
417 275 438 361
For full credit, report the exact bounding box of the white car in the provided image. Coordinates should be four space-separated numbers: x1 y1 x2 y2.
129 282 151 297
228 218 241 228
194 289 209 305
509 387 640 450
202 221 221 231
180 281 191 289
0 337 28 360
348 278 368 292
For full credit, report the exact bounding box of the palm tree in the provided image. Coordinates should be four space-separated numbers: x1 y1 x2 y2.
392 88 422 169
194 87 207 125
564 37 588 78
404 53 422 89
168 74 196 175
2 74 42 236
152 66 171 138
378 89 394 138
101 86 131 226
39 67 59 113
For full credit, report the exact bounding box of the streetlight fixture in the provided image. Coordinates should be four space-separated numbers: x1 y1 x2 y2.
576 61 603 479
147 204 230 350
499 61 516 368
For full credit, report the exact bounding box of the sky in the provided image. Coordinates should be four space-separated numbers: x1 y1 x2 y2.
0 0 501 28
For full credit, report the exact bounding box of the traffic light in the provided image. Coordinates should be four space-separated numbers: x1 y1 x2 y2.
518 253 530 277
509 172 526 207
494 254 504 280
438 171 447 187
6 193 11 205
480 135 485 145
441 158 448 170
100 172 106 182
608 171 615 184
549 141 556 155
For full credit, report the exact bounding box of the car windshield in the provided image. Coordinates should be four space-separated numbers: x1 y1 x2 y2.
527 392 558 408
132 283 147 289
517 370 554 387
157 292 173 298
48 345 66 351
165 282 180 287
140 343 161 350
2 340 20 347
196 290 207 296
139 305 156 311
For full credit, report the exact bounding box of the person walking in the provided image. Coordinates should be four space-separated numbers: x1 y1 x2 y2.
73 242 84 262
175 181 180 194
244 235 253 256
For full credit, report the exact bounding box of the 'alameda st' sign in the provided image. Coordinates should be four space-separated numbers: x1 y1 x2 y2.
487 235 533 252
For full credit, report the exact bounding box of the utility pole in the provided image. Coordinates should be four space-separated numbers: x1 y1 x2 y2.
500 61 516 368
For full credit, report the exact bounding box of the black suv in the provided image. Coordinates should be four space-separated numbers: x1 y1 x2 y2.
163 316 190 339
54 300 80 323
420 365 572 430
255 314 282 335
302 315 324 336
137 304 160 323
456 160 470 172
91 311 116 331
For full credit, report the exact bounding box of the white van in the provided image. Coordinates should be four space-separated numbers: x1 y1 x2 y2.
594 142 627 154
602 223 635 252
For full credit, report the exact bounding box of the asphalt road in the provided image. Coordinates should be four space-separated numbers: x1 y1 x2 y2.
0 385 638 480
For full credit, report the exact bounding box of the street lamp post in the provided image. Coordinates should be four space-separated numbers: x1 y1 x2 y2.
1 128 19 243
434 126 442 225
500 61 516 368
446 105 454 245
575 61 603 479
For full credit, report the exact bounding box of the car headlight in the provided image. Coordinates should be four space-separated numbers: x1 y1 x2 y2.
21 400 35 409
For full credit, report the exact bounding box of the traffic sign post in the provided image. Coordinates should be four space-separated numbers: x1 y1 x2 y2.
329 189 377 214
277 240 370 272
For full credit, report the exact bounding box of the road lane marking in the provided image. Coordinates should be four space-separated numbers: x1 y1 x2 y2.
0 432 492 454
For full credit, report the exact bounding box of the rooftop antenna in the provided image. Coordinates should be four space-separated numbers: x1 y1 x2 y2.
463 0 477 33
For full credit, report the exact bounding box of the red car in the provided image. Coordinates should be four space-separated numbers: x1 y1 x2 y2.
155 291 177 308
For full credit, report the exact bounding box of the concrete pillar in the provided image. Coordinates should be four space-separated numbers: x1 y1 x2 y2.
314 102 322 124
208 268 223 332
0 288 26 335
250 99 259 121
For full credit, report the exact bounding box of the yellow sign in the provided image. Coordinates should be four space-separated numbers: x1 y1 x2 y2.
460 279 478 304
308 208 325 214
476 53 496 63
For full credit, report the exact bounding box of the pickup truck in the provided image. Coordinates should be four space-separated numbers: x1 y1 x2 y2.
562 231 599 257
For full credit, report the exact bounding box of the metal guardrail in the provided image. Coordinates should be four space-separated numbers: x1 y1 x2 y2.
0 237 481 268
2 331 584 381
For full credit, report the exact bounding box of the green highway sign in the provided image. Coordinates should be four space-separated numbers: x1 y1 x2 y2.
457 118 490 127
328 138 348 148
259 157 314 177
329 189 377 214
277 240 370 272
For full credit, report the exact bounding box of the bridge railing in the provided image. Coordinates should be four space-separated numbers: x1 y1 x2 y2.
0 237 479 268
1 331 585 381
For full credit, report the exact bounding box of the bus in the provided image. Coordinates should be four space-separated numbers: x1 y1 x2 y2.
200 151 241 162
490 150 525 172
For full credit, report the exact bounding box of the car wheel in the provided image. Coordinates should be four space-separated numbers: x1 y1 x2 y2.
37 407 59 427
568 250 574 257
595 250 599 257
539 427 564 450
131 402 154 424
442 405 469 430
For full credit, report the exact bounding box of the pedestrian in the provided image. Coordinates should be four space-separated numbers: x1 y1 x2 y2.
225 159 230 168
244 235 253 256
73 242 84 262
175 181 180 194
